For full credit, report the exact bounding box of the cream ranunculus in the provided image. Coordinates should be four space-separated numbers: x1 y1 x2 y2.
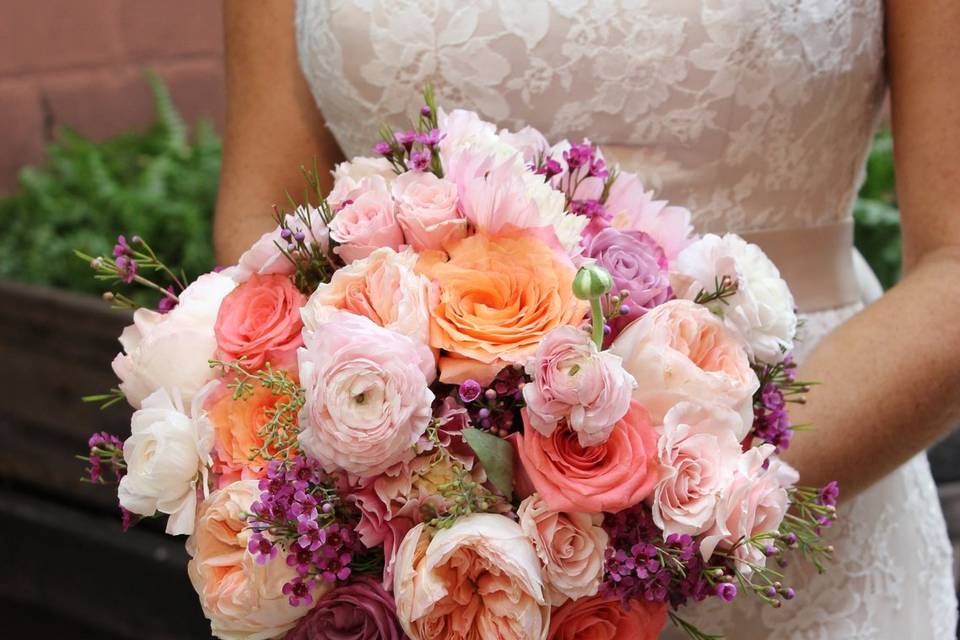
673 233 797 364
187 480 326 640
518 494 609 606
112 271 237 408
118 384 215 535
393 514 551 640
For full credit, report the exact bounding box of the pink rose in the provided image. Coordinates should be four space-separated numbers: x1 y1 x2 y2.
652 402 744 538
297 311 435 478
517 494 608 606
609 299 759 436
605 171 695 261
222 207 330 284
393 514 550 640
517 400 660 513
214 273 307 371
547 595 667 640
700 448 798 572
391 171 467 252
187 481 324 640
285 576 404 640
302 247 432 346
328 157 397 209
522 326 636 447
329 176 404 263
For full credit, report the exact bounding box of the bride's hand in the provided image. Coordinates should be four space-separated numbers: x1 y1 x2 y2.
214 0 343 265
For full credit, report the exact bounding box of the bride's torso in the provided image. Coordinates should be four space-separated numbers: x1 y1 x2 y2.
296 0 886 236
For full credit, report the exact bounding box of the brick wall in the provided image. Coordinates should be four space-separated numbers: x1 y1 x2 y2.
0 0 225 193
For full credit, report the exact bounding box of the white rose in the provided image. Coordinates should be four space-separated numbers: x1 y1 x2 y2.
118 384 215 535
112 272 237 408
674 234 797 363
328 156 396 208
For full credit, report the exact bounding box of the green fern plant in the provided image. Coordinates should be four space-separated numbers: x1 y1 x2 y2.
0 70 219 297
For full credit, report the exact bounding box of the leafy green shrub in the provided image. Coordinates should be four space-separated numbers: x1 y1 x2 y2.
854 130 901 290
0 71 219 296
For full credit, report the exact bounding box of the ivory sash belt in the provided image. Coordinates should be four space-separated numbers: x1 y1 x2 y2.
738 221 861 313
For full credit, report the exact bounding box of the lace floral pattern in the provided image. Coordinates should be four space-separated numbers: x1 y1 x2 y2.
295 1 957 637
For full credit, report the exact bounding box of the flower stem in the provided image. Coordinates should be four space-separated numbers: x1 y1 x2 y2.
590 297 604 348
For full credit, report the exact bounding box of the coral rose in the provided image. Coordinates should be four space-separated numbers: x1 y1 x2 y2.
329 176 404 263
419 233 587 384
393 514 550 640
547 595 667 640
187 480 324 640
609 299 759 437
297 311 435 478
301 247 432 346
517 400 659 513
285 576 404 640
392 171 467 252
214 274 307 371
517 494 608 606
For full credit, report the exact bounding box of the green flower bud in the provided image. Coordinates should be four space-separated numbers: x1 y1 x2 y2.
573 264 614 300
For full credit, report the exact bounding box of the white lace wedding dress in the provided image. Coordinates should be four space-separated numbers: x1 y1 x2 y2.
294 1 957 637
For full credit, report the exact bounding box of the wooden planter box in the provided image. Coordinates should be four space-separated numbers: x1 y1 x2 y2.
0 280 210 638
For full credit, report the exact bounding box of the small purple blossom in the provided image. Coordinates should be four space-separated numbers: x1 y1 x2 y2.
395 130 416 148
818 481 840 508
715 583 738 602
415 128 441 147
458 379 482 403
420 105 432 117
570 198 606 220
115 255 138 284
373 141 392 156
112 235 133 258
534 157 562 179
407 149 432 172
83 432 125 484
157 286 178 313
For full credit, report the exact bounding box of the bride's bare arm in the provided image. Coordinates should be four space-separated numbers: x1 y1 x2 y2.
214 0 343 265
782 0 960 495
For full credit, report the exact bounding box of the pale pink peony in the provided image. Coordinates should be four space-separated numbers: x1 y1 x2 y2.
297 311 435 478
187 480 324 640
522 326 636 447
517 494 608 606
301 247 432 346
609 299 759 436
329 176 404 263
392 171 467 252
651 401 744 538
393 514 550 640
700 447 798 573
605 171 695 261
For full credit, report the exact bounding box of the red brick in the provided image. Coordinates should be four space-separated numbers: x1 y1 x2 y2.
155 59 226 132
119 0 223 60
0 80 45 193
0 0 123 77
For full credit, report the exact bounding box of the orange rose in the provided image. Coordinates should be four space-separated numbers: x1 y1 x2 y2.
547 595 667 640
418 233 587 384
206 381 291 488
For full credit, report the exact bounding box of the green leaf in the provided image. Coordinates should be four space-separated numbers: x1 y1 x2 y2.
461 428 514 500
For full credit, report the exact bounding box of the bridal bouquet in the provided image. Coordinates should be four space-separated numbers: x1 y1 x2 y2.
79 88 838 640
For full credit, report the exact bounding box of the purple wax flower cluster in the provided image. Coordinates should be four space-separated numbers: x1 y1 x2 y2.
457 365 526 437
83 431 125 484
113 234 138 284
752 382 792 451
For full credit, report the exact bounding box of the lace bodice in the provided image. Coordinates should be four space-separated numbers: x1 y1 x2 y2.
296 0 887 235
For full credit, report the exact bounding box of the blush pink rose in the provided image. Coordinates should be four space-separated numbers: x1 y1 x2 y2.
517 494 608 606
297 311 435 478
391 171 467 252
700 448 798 573
609 299 759 437
547 595 667 640
517 400 659 513
329 176 404 263
652 401 744 538
522 326 636 447
214 273 307 371
393 514 550 640
328 157 397 209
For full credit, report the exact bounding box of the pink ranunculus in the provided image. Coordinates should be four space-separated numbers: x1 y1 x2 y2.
517 400 660 513
604 171 695 261
547 595 667 640
329 176 404 263
285 576 404 640
214 273 307 371
301 247 432 346
700 447 798 572
522 326 636 447
583 228 672 342
517 494 609 606
609 299 759 437
297 311 435 478
392 171 467 252
651 401 744 538
187 480 324 640
393 514 550 640
221 206 330 284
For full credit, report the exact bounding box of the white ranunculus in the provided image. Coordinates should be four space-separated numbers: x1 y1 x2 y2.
112 272 237 408
118 384 215 535
674 233 797 363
